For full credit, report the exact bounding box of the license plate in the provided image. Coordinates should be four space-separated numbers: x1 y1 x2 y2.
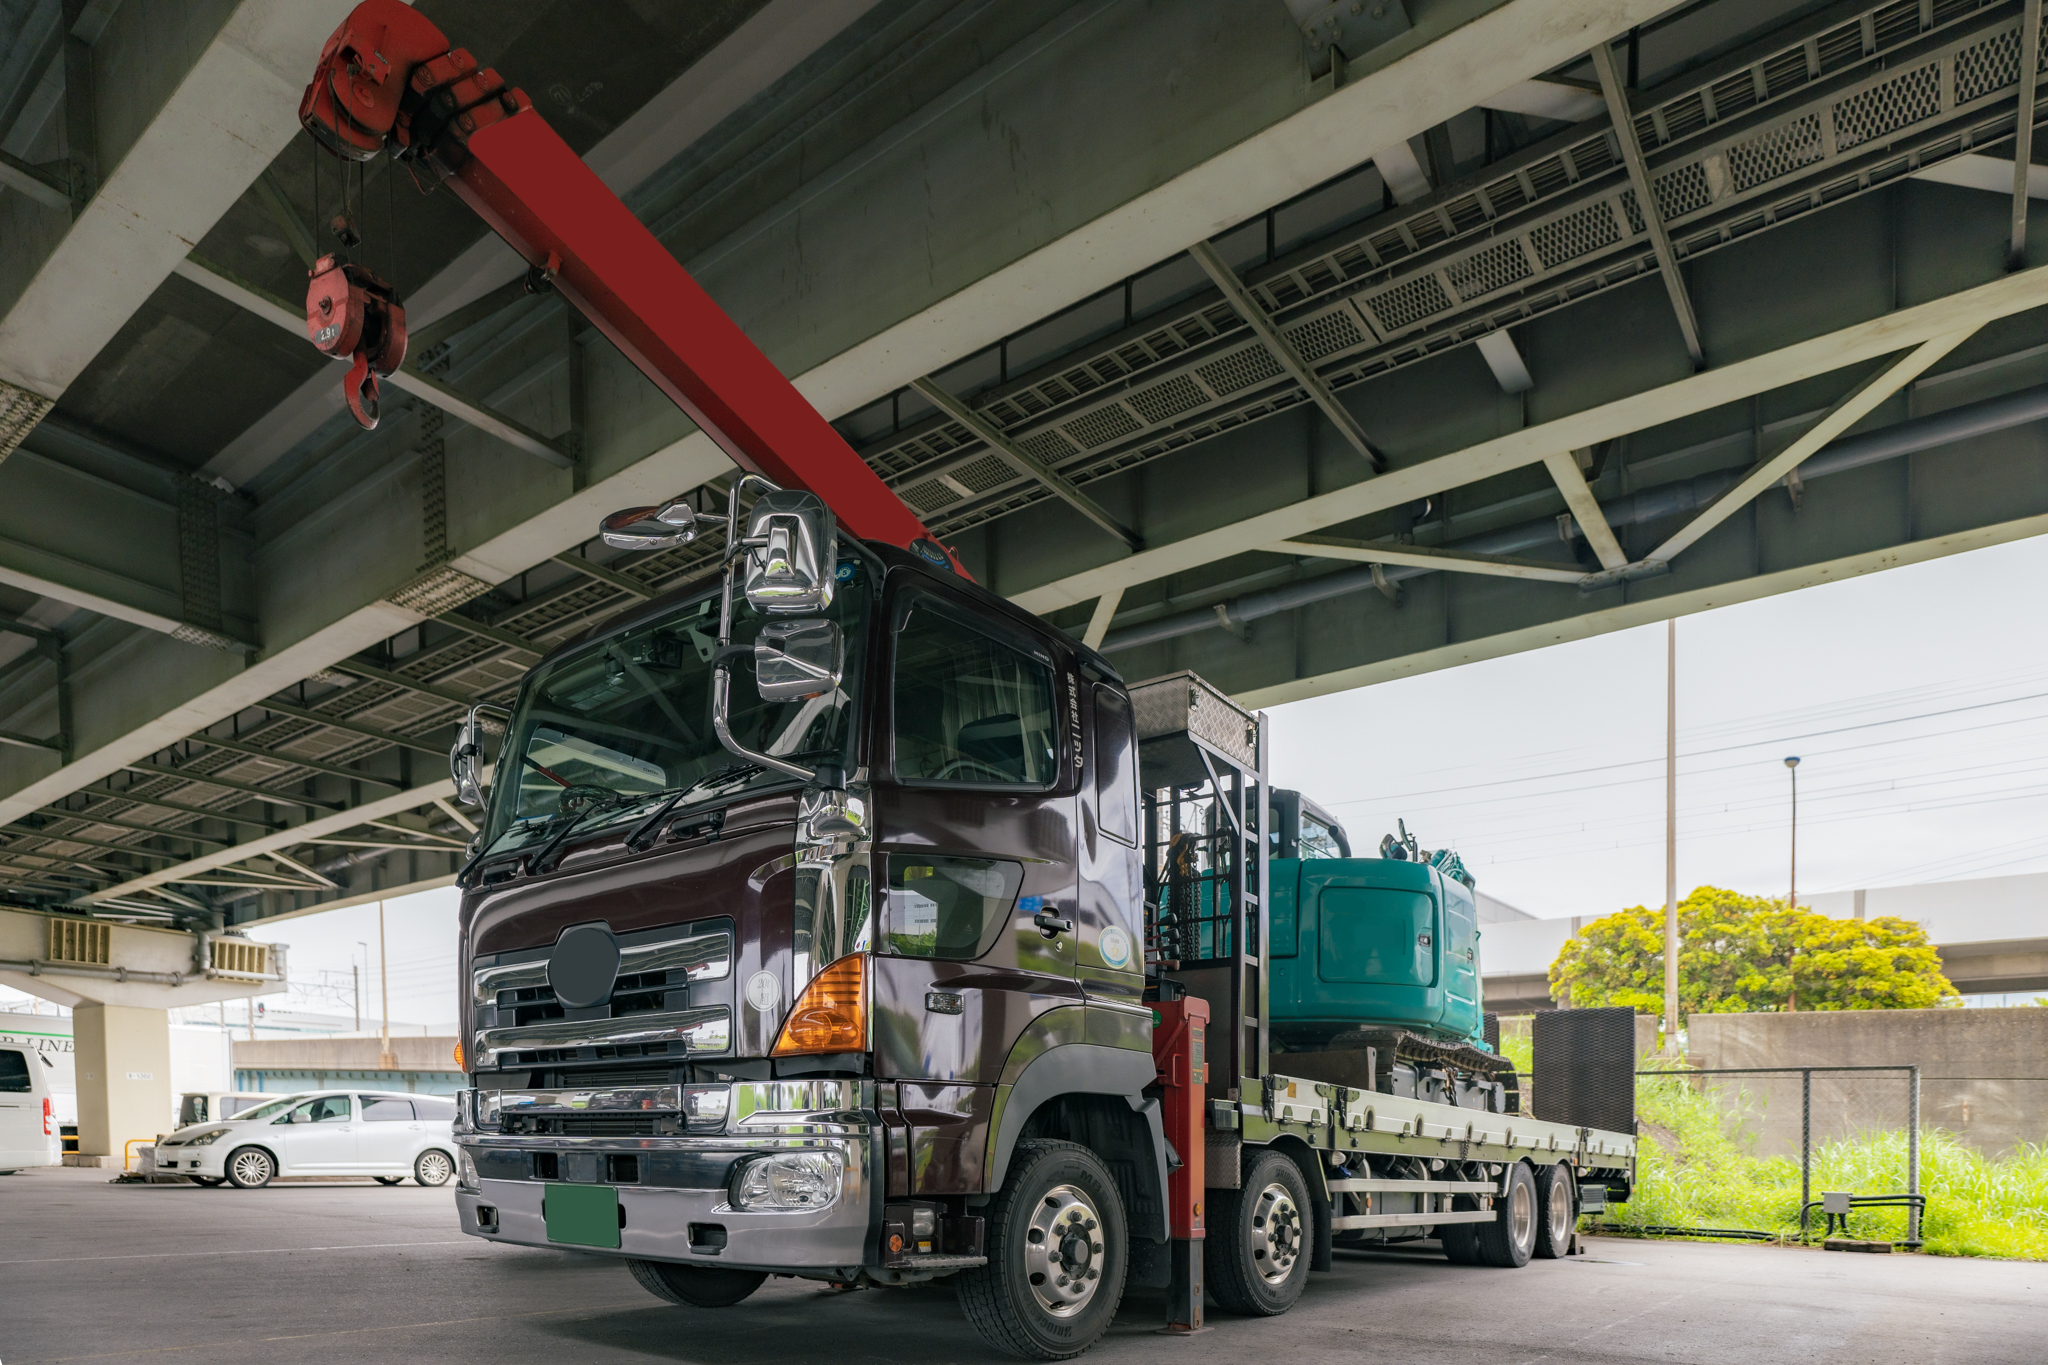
543 1183 621 1249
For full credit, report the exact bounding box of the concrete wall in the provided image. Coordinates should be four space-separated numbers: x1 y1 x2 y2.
232 1036 457 1072
1686 1008 2048 1158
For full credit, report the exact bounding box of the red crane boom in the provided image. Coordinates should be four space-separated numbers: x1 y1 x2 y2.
298 0 952 562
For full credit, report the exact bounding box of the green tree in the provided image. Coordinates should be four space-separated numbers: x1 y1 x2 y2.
1548 885 1959 1018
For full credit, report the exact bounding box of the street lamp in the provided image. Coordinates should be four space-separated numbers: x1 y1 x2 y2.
1784 756 1801 908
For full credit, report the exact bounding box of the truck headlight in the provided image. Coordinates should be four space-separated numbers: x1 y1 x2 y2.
731 1150 843 1211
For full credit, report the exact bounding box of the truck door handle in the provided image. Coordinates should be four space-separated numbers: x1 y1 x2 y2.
1034 909 1075 937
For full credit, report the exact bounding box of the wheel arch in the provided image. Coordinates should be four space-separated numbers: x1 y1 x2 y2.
985 1042 1168 1243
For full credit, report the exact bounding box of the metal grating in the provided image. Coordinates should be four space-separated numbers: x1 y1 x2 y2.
1195 343 1284 396
1444 238 1532 303
1125 373 1209 425
1061 402 1142 450
1954 26 2020 102
1529 198 1624 268
1362 273 1452 334
1726 112 1827 191
950 453 1014 493
900 479 957 514
1284 307 1365 360
1531 1006 1636 1135
1017 429 1077 464
1654 161 1713 219
1831 61 1944 149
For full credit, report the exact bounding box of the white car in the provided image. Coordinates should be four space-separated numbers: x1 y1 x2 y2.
153 1089 458 1189
0 1043 61 1174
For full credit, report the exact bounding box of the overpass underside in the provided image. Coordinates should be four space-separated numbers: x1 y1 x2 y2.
0 0 2043 933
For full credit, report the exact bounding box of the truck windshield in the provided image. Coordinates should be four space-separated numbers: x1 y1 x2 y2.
476 557 870 860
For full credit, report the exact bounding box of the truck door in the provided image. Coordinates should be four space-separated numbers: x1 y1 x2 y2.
1437 873 1482 1040
1076 680 1144 1005
869 585 1081 1191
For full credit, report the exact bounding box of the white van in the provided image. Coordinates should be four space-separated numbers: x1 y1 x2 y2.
0 1043 62 1173
177 1092 269 1128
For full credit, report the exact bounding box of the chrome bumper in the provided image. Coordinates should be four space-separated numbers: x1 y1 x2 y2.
453 1080 876 1275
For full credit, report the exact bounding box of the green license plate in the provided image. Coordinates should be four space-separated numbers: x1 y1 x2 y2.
543 1183 621 1249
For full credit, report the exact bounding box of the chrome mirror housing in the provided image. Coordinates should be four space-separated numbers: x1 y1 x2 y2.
753 618 844 702
449 703 508 807
599 498 698 551
741 490 835 615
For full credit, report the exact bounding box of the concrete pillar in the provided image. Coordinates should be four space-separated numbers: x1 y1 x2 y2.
73 1004 172 1160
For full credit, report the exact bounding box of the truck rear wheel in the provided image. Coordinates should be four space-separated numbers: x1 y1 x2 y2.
958 1139 1127 1359
1472 1162 1538 1268
1440 1194 1482 1264
1532 1162 1576 1259
1206 1148 1310 1316
627 1259 767 1307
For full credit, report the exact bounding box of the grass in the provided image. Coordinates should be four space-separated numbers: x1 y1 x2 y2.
1491 1031 2048 1258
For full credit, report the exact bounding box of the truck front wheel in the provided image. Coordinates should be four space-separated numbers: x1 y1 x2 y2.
958 1139 1128 1359
1206 1148 1311 1316
627 1259 767 1308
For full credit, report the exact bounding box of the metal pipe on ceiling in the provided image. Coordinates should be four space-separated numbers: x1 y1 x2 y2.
1102 383 2048 653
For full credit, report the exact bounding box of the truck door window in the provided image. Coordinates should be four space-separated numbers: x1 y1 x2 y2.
1092 684 1137 845
893 606 1057 786
886 856 1024 960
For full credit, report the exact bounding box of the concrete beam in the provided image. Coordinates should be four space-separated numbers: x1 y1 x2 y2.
0 907 283 1008
0 0 353 401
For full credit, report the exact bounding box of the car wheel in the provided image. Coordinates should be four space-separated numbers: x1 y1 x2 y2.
226 1146 275 1189
373 1176 405 1186
628 1260 769 1307
190 1175 226 1188
1532 1162 1577 1259
414 1150 454 1187
1206 1148 1312 1316
957 1139 1129 1359
1472 1163 1538 1268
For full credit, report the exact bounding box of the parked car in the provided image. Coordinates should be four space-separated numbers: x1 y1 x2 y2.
152 1089 458 1189
0 1043 61 1174
176 1091 269 1128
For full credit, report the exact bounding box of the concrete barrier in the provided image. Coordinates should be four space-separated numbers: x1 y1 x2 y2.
1686 1008 2048 1157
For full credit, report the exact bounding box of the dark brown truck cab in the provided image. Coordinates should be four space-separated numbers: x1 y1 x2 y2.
450 500 1166 1353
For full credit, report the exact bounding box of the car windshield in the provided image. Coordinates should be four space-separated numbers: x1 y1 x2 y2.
229 1095 305 1122
476 556 871 860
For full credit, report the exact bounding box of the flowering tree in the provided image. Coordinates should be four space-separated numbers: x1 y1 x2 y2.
1548 885 1958 1016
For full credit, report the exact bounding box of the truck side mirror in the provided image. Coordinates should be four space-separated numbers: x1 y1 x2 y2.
754 619 844 702
449 703 508 808
741 490 836 615
599 497 698 550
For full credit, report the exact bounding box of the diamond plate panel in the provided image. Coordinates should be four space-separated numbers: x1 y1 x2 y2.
1362 274 1451 334
1444 239 1532 303
1126 373 1208 425
1832 62 1943 149
1061 403 1141 450
1195 344 1284 397
1529 199 1623 268
1284 308 1365 361
1727 113 1826 190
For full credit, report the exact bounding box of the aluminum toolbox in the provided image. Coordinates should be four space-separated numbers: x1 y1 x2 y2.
1130 671 1259 787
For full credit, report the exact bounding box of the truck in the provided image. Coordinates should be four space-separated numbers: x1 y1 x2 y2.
297 6 1639 1357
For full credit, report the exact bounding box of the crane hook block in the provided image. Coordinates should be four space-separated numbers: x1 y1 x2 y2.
307 253 407 430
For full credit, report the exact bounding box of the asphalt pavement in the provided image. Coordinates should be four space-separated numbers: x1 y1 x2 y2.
2 1165 2039 1364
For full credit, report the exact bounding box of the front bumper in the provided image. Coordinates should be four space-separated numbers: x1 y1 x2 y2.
454 1083 877 1276
153 1146 228 1175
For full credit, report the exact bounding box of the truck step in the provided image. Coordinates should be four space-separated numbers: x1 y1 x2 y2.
1330 1210 1497 1230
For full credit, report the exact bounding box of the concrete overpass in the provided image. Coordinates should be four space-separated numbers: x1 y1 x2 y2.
1481 869 2048 1013
0 0 2044 945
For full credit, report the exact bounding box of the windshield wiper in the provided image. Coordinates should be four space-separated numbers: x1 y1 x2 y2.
527 794 637 875
625 763 758 851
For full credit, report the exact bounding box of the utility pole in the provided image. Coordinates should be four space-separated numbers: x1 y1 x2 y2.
377 899 395 1069
1664 620 1679 1053
1784 756 1801 908
352 962 360 1032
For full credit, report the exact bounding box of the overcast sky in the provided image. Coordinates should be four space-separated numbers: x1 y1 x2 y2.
11 531 2045 1026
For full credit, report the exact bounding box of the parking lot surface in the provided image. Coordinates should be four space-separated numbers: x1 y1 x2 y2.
3 1165 2039 1364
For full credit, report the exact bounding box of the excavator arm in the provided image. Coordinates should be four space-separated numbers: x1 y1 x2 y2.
298 0 951 561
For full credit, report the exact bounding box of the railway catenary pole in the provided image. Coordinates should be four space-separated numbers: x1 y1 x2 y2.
1664 620 1679 1052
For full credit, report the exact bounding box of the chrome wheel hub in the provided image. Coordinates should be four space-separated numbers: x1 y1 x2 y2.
1547 1173 1574 1246
418 1152 452 1184
1509 1179 1535 1251
1249 1181 1302 1284
1024 1184 1104 1317
231 1150 270 1184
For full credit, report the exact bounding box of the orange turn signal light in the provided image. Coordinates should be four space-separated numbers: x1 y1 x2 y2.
772 953 867 1056
452 1040 464 1069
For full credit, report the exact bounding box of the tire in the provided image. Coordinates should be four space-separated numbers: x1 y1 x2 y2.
414 1150 454 1187
225 1146 275 1189
373 1176 405 1186
190 1176 226 1188
1206 1148 1311 1316
628 1259 768 1308
1533 1163 1576 1259
1472 1163 1538 1268
957 1139 1128 1359
1440 1193 1483 1264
